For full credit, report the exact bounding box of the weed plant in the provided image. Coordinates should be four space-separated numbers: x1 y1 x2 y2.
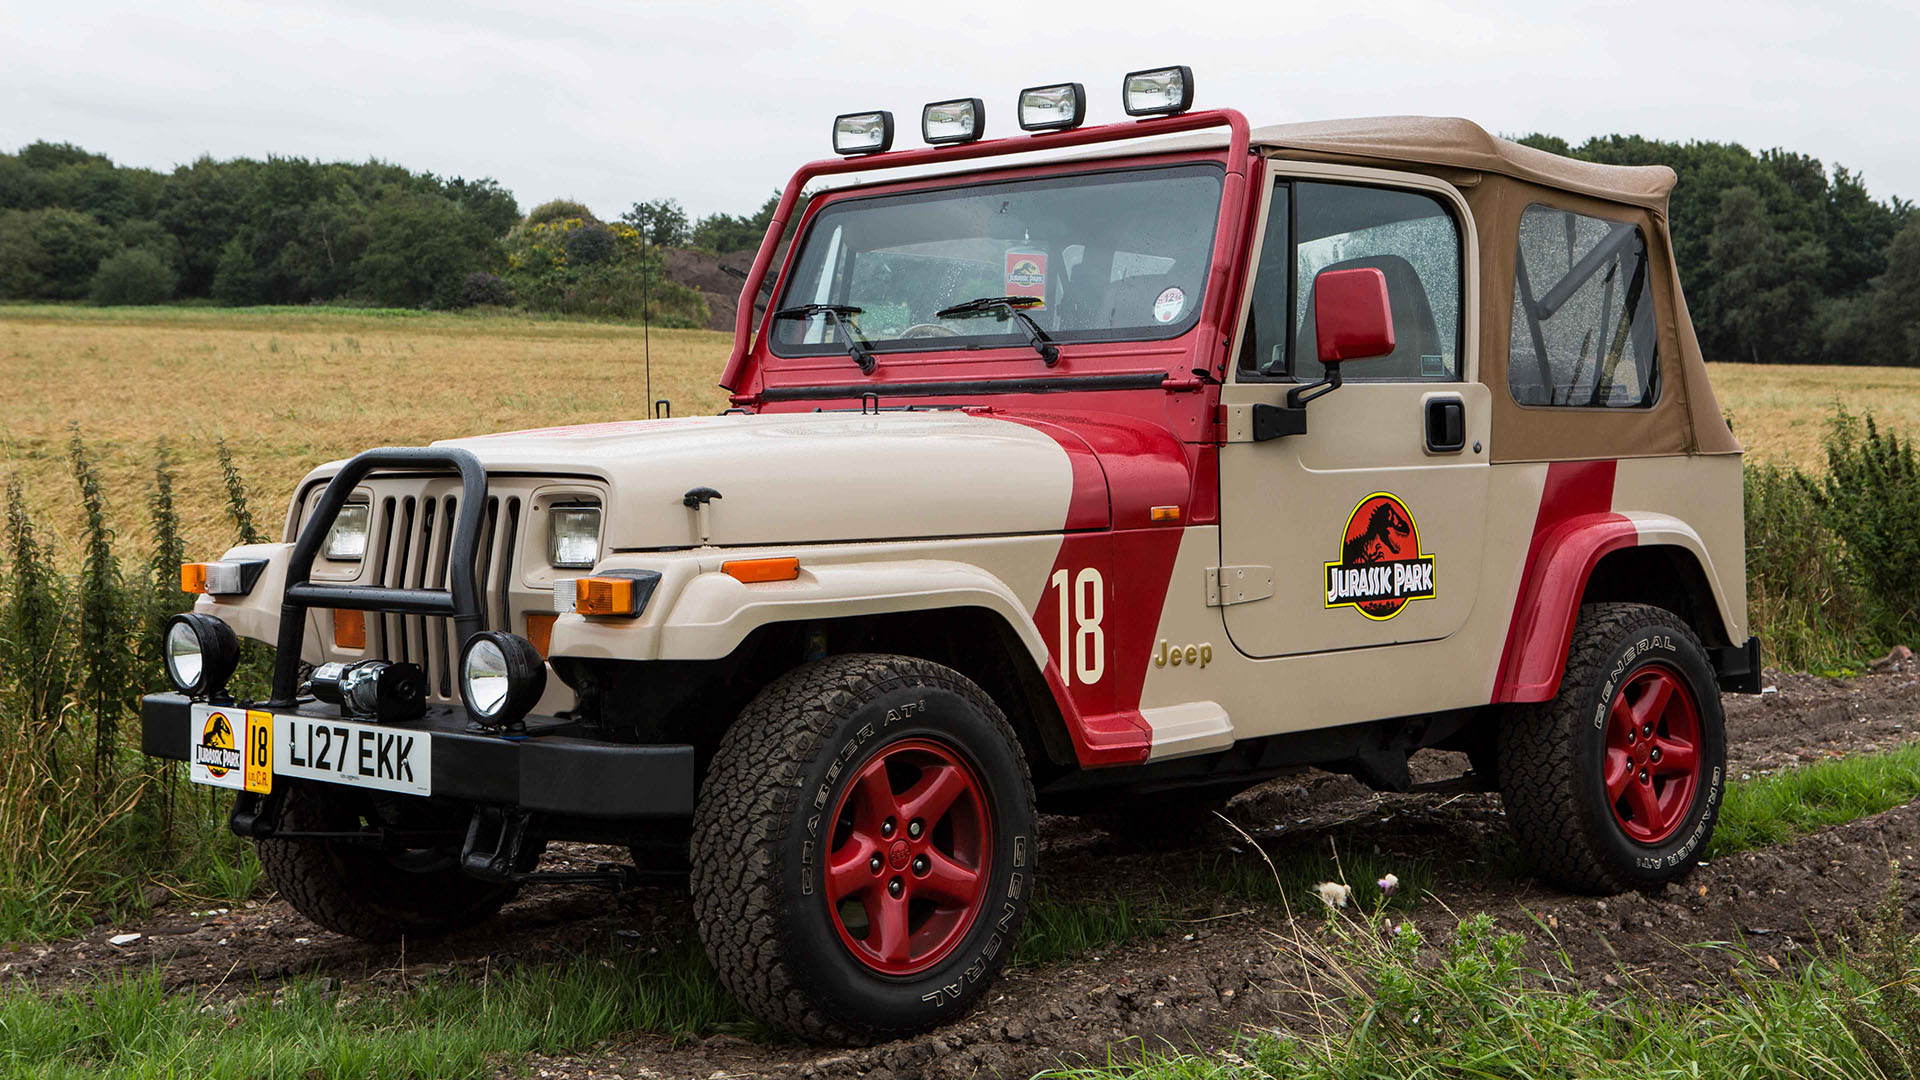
0 433 262 940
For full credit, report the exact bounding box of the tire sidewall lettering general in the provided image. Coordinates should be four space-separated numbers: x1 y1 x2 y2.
781 677 1034 1029
1575 620 1726 884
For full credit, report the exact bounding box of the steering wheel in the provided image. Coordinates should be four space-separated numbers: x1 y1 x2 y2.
899 323 961 339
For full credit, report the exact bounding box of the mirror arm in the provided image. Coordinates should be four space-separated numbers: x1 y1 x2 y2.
1285 363 1342 409
1251 364 1345 442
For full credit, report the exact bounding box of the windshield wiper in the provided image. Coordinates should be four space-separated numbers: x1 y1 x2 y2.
933 296 1059 366
772 303 876 374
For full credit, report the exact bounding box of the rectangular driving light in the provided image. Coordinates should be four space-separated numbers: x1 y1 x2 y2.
1123 65 1194 116
922 97 985 144
832 110 894 156
1017 82 1086 132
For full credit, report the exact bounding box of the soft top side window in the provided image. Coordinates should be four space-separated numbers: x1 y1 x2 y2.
1508 205 1659 408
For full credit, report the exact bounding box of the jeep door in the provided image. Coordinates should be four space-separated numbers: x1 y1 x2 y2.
1217 167 1491 659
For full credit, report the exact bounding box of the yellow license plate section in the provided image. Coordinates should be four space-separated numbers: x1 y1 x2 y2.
188 704 273 794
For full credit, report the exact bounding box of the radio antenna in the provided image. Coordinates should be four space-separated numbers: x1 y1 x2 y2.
642 243 653 411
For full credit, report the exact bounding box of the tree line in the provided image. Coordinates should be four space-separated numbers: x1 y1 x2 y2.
1 135 1915 363
0 143 765 322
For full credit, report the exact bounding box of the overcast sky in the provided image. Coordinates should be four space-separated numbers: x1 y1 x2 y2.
2 0 1914 221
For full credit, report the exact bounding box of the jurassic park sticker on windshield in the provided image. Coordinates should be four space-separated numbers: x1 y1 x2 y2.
1324 493 1435 621
1005 250 1047 298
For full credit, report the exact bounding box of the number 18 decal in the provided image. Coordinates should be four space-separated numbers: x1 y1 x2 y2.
1051 567 1105 686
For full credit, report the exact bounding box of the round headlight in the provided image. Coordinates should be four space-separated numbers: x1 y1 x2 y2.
459 631 546 732
163 613 241 697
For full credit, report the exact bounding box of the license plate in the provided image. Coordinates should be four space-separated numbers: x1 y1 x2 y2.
188 705 432 797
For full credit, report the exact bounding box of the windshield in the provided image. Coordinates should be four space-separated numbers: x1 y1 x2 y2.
769 164 1224 359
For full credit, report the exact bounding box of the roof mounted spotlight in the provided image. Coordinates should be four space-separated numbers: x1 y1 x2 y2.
832 111 894 156
1017 83 1086 132
1123 65 1194 117
922 97 985 145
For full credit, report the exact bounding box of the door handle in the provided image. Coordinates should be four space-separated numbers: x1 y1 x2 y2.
1425 396 1466 454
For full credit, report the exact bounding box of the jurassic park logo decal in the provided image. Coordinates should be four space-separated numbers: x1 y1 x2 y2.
1324 493 1436 621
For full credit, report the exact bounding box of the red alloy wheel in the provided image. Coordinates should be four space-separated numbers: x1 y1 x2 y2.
823 737 993 976
1601 664 1704 844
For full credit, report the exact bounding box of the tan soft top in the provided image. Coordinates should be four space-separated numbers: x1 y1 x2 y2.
1248 117 1678 211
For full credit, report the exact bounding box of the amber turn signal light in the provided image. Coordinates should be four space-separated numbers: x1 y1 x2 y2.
723 557 800 583
525 612 556 657
575 576 642 616
332 609 366 650
1149 505 1181 523
180 563 208 594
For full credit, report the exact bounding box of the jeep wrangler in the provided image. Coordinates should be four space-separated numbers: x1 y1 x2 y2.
143 69 1758 1043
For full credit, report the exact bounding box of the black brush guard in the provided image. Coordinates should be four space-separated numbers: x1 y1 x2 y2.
268 446 489 707
140 446 696 838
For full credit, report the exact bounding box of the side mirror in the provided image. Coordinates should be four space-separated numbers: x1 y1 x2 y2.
1313 266 1396 367
1251 267 1397 442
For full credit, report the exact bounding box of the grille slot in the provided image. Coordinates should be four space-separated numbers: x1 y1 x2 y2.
344 481 522 704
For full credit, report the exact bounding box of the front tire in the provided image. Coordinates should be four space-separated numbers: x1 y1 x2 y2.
258 782 519 942
1498 602 1726 894
690 654 1036 1044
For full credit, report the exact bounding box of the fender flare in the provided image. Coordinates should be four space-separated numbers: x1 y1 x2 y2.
549 557 1052 667
1493 511 1736 703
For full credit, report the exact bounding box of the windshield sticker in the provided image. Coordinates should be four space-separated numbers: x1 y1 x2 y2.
1324 493 1436 621
1153 287 1186 324
1005 250 1047 299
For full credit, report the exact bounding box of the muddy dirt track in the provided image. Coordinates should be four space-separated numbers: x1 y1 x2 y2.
10 665 1920 1079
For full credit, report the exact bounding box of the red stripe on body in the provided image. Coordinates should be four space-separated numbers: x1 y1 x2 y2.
1493 459 1635 702
1006 410 1197 768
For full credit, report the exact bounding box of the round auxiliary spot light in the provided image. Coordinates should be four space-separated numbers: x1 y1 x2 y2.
163 612 241 698
459 630 547 733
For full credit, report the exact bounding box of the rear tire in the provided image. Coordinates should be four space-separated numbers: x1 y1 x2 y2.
690 654 1036 1044
258 782 519 942
1498 602 1726 894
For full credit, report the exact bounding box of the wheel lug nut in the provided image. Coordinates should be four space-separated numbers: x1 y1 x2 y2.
912 855 929 875
1626 730 1635 743
880 819 895 838
869 854 883 874
908 819 923 839
888 877 903 897
1650 748 1662 763
1643 724 1653 737
1639 769 1650 783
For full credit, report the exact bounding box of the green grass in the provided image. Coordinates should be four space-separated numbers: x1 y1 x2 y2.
1709 740 1920 857
1014 842 1431 969
1038 909 1906 1080
0 936 754 1079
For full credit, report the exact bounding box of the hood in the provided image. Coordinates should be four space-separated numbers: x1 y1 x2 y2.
432 411 1094 549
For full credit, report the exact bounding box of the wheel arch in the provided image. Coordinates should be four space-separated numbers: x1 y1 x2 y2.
1495 512 1738 704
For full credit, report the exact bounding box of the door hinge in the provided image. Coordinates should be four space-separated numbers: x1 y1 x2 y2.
1207 566 1274 607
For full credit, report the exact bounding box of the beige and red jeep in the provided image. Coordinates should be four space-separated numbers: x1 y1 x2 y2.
144 70 1756 1042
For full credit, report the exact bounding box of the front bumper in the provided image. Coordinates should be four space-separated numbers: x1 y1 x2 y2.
141 693 695 819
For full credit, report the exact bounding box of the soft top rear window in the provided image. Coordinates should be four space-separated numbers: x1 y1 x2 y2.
769 164 1224 359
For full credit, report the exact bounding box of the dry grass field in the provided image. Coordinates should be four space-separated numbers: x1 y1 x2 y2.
0 304 1908 561
0 305 733 561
